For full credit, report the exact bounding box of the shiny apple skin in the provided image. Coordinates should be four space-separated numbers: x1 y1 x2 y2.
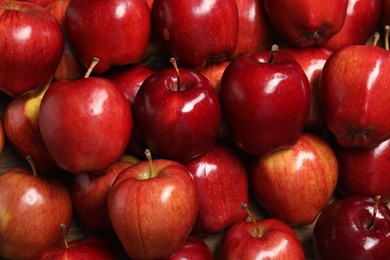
313 195 390 260
219 50 310 157
220 218 305 260
185 143 249 235
167 236 215 260
0 1 64 97
133 68 221 163
0 168 73 260
39 77 133 174
65 0 151 74
151 0 239 70
108 159 199 259
250 133 338 225
336 139 390 202
264 0 348 48
324 0 382 51
320 45 390 149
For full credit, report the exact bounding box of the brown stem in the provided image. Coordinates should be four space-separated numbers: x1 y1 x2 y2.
60 224 69 249
170 58 182 91
366 195 381 230
26 156 37 177
144 149 153 179
269 44 279 64
371 32 380 47
84 57 100 78
385 25 390 51
241 203 263 238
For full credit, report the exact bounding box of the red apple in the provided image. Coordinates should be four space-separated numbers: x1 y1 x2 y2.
19 0 54 7
320 45 390 149
133 59 221 163
108 150 199 259
219 46 311 156
200 60 230 94
65 0 151 74
313 195 390 259
384 0 390 25
0 0 64 97
220 203 305 259
167 236 214 260
151 0 239 70
0 167 73 260
39 70 133 174
71 154 139 232
185 143 249 235
250 133 338 225
0 116 4 156
264 0 348 48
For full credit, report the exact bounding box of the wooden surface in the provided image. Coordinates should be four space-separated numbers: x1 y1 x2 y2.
0 98 317 259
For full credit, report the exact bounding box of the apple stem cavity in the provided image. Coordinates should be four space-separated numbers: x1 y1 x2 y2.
269 44 279 64
170 57 183 91
145 149 154 179
60 223 69 249
366 195 382 230
385 25 390 51
84 57 100 78
241 203 264 238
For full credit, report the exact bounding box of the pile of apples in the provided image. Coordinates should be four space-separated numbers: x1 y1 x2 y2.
1 0 390 259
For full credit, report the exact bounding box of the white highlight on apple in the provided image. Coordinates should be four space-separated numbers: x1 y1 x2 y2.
182 93 205 113
22 188 44 206
13 26 32 42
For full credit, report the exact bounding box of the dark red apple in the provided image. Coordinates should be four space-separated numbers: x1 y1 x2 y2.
384 0 390 25
166 236 214 260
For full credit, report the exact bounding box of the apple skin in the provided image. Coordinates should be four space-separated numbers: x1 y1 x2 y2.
324 0 382 51
108 158 199 259
39 77 133 174
185 143 249 235
167 236 214 260
0 0 64 97
264 0 348 48
280 47 333 131
65 0 151 74
71 154 139 233
133 66 221 163
250 133 338 225
33 236 117 260
336 139 390 202
320 45 390 149
384 0 390 25
313 195 390 260
200 60 230 94
151 0 239 70
219 49 311 157
220 218 305 260
0 168 73 260
3 86 57 174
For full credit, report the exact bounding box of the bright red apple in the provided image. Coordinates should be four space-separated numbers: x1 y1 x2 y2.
0 0 64 97
250 133 338 225
219 46 311 156
108 150 199 259
167 236 214 260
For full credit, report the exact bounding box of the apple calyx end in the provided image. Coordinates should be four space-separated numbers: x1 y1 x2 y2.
60 223 69 249
241 203 264 238
170 58 183 91
84 57 100 78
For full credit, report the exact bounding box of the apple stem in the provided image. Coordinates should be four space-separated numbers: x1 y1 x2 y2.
269 44 279 64
371 32 380 47
241 203 263 238
26 155 37 177
60 224 69 249
170 57 182 91
385 25 390 51
84 57 100 78
145 149 154 179
366 195 382 230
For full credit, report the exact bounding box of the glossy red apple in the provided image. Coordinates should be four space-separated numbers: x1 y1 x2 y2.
65 0 151 74
250 133 338 225
133 59 221 163
220 203 305 259
71 154 139 232
108 150 199 259
264 0 348 48
313 195 390 259
0 167 73 260
185 143 249 235
0 0 64 97
167 236 214 260
151 0 239 70
320 45 390 149
219 46 311 156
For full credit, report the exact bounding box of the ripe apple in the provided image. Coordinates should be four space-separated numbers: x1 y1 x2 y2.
151 0 239 70
0 0 64 97
219 46 311 156
250 133 338 225
384 0 390 25
71 154 139 233
263 0 348 48
133 59 221 163
220 203 305 259
336 138 390 202
200 60 230 94
19 0 54 7
185 143 249 235
313 195 390 259
167 236 214 260
323 0 382 51
65 0 151 74
320 45 390 149
0 167 73 260
108 150 199 259
39 72 133 174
